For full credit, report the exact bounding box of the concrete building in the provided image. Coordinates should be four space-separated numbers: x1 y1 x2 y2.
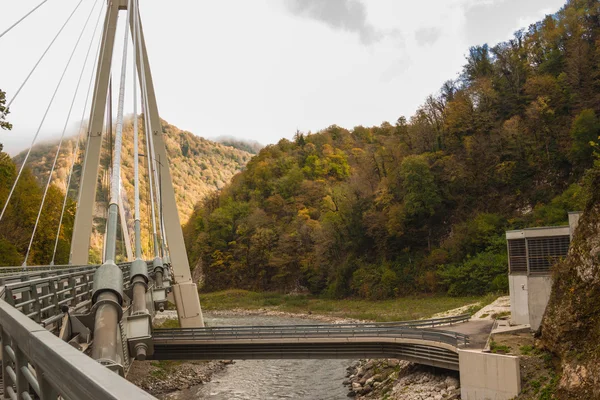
506 212 582 330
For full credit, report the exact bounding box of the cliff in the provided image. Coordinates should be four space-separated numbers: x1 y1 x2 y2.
540 165 600 399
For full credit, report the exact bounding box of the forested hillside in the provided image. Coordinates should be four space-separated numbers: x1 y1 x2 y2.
0 89 74 266
184 0 598 298
0 114 251 265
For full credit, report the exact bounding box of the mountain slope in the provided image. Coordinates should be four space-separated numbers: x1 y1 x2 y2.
13 118 253 262
14 118 253 223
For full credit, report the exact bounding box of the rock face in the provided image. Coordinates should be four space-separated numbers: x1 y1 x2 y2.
540 168 600 399
344 359 460 400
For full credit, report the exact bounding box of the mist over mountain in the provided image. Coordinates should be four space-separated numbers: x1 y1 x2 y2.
213 136 264 155
12 118 253 261
14 118 253 222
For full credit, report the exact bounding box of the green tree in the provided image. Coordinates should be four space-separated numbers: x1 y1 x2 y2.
0 89 12 132
399 155 440 219
570 109 600 168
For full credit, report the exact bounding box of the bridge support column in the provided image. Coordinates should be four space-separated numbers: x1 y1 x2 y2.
70 0 121 265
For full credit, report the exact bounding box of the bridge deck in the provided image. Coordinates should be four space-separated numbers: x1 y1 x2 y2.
150 323 473 371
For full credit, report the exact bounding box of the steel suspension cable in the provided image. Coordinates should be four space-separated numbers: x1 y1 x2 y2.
136 17 168 262
132 0 142 260
141 99 160 258
0 0 86 121
50 0 107 265
0 0 52 39
135 10 160 259
104 0 132 263
0 0 91 224
24 0 102 266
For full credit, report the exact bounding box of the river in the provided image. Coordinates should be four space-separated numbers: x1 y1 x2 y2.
162 314 353 400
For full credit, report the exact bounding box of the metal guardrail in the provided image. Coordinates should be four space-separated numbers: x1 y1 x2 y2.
153 324 470 347
0 298 156 400
378 314 471 327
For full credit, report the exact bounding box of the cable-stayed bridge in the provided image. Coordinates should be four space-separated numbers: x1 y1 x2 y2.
0 1 480 399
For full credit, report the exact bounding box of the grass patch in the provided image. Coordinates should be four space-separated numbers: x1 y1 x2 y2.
199 290 497 322
149 360 182 379
490 340 512 354
480 313 490 319
492 311 511 320
154 318 180 329
520 345 534 356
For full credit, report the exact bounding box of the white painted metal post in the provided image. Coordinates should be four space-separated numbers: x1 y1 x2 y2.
70 0 121 265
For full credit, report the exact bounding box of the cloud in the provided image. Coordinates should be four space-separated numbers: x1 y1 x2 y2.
415 27 442 46
463 0 560 45
282 0 381 44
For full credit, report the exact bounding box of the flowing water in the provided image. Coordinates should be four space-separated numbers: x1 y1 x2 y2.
163 314 353 400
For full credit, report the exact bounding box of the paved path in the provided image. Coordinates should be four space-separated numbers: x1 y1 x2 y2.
434 320 494 350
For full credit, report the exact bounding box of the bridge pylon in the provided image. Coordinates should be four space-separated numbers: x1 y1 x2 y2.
71 0 204 328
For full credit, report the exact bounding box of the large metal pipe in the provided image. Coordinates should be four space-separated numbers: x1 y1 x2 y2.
131 276 147 314
91 292 120 363
154 270 163 288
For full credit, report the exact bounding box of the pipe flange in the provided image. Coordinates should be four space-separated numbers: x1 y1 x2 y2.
130 259 149 284
92 295 124 321
92 262 124 305
153 257 164 274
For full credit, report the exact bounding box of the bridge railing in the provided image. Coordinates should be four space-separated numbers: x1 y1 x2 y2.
154 325 470 347
0 298 156 400
0 265 98 287
0 264 100 277
0 263 144 329
373 314 471 327
3 268 97 328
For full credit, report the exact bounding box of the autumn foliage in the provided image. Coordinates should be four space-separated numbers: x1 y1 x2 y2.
185 0 599 299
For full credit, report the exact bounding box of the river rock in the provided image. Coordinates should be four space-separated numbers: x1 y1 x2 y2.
445 376 460 388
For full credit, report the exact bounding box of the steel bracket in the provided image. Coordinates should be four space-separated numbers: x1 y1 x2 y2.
125 313 154 360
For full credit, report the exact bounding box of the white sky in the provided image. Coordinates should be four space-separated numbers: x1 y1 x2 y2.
0 0 566 155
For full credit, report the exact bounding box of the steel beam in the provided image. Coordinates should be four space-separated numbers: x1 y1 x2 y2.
70 1 120 265
131 10 204 328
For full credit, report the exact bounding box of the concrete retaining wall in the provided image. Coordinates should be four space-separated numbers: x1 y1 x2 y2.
527 275 553 331
458 349 521 400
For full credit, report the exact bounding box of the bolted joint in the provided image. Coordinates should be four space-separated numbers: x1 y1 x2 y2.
135 343 148 361
130 259 149 285
92 262 124 305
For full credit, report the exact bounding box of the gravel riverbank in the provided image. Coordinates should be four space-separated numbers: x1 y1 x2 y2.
345 359 461 400
127 359 232 398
